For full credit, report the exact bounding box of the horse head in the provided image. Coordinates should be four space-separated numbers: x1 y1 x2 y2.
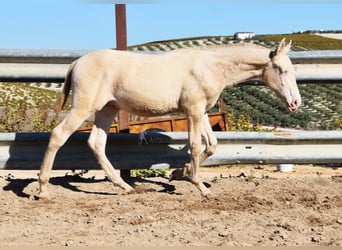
261 38 301 112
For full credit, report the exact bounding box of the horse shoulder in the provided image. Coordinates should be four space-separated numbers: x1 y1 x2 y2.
190 54 226 92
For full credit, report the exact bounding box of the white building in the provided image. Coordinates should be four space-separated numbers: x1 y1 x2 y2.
234 32 255 40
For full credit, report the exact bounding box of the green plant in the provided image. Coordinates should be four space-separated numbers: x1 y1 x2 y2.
30 101 59 132
226 109 263 131
131 169 167 178
246 170 256 182
335 118 342 130
211 176 219 183
0 82 66 132
0 98 28 132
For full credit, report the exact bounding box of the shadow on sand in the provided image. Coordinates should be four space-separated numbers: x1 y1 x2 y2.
2 171 183 199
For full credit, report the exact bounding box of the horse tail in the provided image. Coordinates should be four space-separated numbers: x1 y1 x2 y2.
54 61 76 113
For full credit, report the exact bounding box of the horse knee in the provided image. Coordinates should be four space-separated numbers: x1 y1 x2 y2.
48 124 72 150
88 136 107 158
190 143 202 157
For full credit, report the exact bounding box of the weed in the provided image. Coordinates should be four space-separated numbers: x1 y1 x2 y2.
0 82 65 132
335 118 342 130
0 98 27 132
246 170 256 182
211 176 219 183
30 99 59 132
131 169 167 178
226 109 263 131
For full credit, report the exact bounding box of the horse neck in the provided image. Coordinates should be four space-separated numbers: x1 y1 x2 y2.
212 46 270 86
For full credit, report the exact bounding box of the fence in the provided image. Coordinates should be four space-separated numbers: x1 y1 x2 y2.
0 131 341 170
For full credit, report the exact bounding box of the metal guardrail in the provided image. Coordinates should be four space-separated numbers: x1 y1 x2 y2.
0 131 341 170
0 49 81 82
0 48 341 64
0 49 88 64
0 49 342 82
288 50 342 64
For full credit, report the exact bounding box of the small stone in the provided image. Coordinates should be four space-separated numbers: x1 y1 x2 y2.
237 172 247 178
22 231 30 237
311 237 320 243
218 230 230 237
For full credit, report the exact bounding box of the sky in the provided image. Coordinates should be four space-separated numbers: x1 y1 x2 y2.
0 1 341 50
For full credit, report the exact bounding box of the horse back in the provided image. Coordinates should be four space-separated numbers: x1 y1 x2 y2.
71 49 219 116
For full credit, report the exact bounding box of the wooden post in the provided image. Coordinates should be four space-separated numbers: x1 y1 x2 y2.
115 4 130 133
115 4 131 181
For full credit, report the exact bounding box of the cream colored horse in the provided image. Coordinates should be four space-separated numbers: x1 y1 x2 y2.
38 38 301 198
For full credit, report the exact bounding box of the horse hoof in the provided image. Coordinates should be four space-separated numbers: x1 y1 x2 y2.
202 190 216 200
169 169 184 181
122 186 135 195
37 191 50 200
124 189 135 195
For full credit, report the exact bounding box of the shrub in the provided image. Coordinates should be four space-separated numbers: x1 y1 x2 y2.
335 118 342 130
0 82 64 132
0 98 27 132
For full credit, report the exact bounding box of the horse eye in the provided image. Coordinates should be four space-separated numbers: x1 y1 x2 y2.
278 67 287 75
280 69 288 74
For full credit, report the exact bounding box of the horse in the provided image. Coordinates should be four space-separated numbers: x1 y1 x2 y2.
38 38 301 198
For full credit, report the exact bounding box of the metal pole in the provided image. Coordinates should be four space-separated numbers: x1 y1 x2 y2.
115 4 130 133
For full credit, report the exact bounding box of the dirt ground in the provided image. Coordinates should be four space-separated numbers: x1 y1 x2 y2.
0 164 341 246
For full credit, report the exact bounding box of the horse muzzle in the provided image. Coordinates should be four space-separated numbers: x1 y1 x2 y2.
287 98 301 112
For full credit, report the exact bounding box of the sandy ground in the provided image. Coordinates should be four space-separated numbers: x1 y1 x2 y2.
0 164 341 246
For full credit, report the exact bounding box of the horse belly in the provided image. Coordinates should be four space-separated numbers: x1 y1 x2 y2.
115 91 181 117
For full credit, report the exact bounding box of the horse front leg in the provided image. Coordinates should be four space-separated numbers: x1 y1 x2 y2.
170 114 217 186
199 113 217 164
187 113 214 198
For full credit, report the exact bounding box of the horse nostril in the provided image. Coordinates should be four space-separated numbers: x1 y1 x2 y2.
291 99 301 110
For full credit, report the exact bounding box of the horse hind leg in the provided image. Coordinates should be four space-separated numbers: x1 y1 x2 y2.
38 109 92 199
87 104 134 193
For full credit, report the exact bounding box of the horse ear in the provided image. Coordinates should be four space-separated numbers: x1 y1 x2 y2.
285 40 292 53
276 37 287 54
270 38 290 59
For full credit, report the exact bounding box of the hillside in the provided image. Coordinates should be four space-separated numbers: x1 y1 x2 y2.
260 33 342 50
128 33 342 51
0 34 341 131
